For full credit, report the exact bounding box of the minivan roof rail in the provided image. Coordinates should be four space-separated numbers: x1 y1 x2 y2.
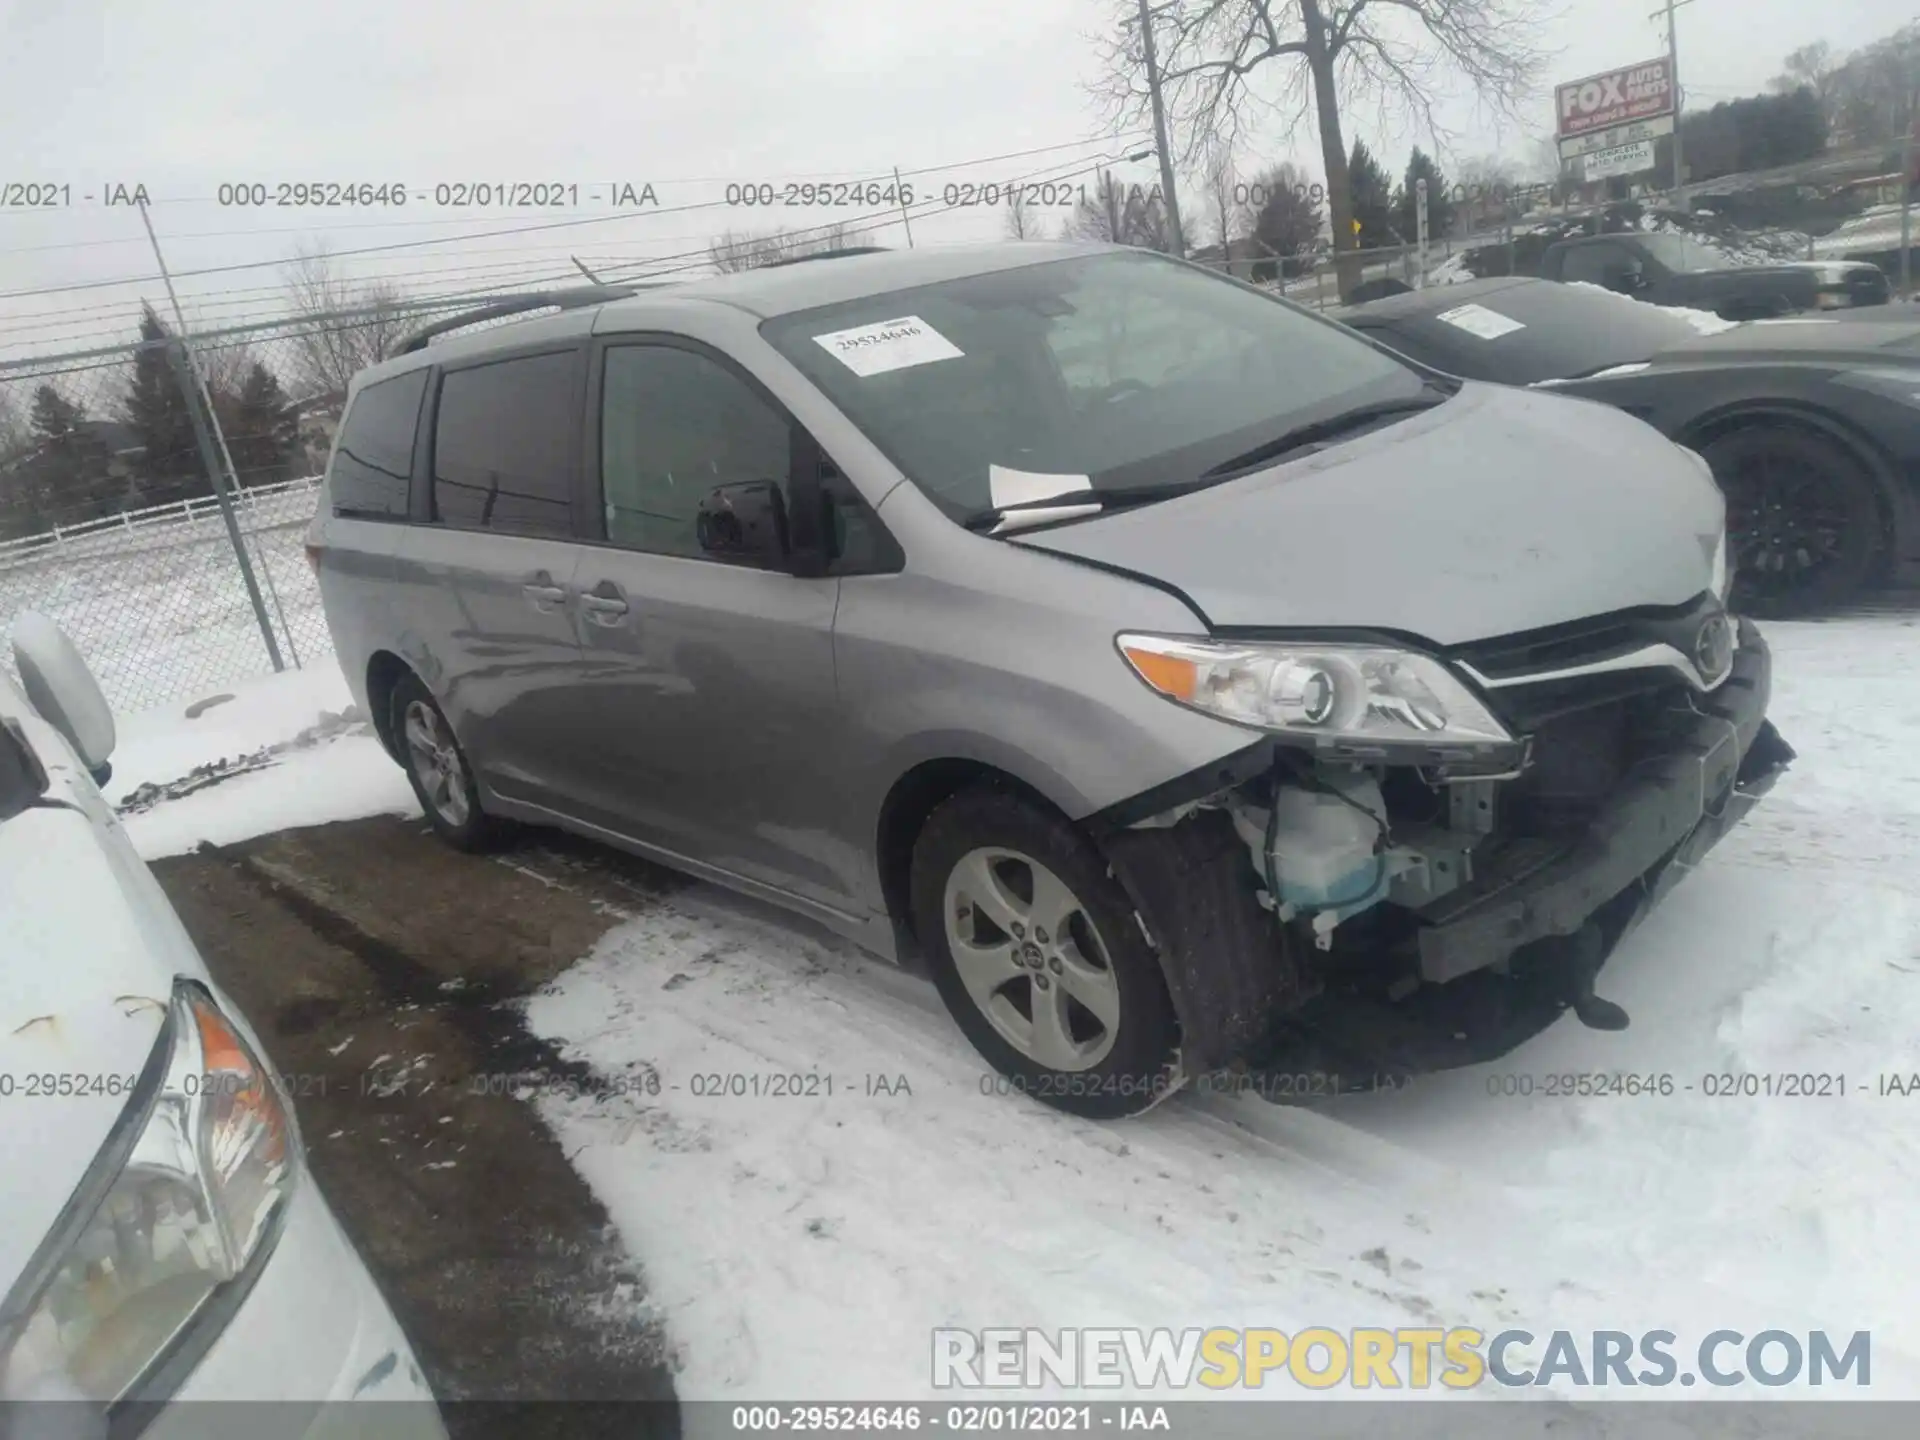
758 246 892 269
391 285 649 356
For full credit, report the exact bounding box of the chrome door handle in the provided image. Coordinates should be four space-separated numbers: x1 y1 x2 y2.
580 592 629 618
522 583 567 607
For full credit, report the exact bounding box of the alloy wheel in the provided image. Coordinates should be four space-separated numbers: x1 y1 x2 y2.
1720 448 1861 604
403 699 471 828
941 847 1120 1072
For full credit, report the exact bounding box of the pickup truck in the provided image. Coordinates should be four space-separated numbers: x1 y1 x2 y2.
1539 232 1891 319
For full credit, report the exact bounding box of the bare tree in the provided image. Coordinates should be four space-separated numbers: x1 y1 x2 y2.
282 246 412 401
708 222 860 273
1453 151 1519 229
1828 24 1920 147
1004 193 1041 239
1197 141 1252 254
1772 41 1841 120
1066 171 1178 250
1098 0 1551 296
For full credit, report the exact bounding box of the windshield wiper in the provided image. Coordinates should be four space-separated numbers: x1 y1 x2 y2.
961 480 1207 533
1197 393 1451 482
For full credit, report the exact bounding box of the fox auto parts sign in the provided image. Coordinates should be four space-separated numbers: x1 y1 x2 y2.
1556 59 1675 140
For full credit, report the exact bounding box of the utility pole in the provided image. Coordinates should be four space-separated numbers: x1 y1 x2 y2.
1652 0 1697 207
1135 0 1187 257
893 166 916 248
137 199 289 673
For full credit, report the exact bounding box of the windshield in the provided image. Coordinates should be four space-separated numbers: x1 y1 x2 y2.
1374 282 1717 384
759 250 1426 517
1638 233 1742 272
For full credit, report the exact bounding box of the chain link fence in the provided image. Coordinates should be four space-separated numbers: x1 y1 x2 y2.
0 295 496 715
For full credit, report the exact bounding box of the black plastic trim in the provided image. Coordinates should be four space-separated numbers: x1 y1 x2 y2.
1083 737 1277 836
392 286 638 356
1414 620 1783 984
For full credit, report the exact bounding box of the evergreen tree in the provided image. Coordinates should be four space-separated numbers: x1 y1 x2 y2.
1396 148 1457 243
29 384 86 448
122 304 204 503
229 362 297 487
1247 163 1324 267
1347 141 1396 249
18 385 114 528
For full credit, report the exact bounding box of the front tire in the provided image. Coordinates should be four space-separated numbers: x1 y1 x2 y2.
910 786 1184 1119
390 672 515 853
1702 423 1887 617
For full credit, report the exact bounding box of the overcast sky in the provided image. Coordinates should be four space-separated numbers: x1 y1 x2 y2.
0 0 1910 356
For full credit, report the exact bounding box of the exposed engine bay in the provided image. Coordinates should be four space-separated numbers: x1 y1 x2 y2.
1103 620 1796 1080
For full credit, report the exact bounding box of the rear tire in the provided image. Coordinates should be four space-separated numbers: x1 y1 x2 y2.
909 786 1184 1119
390 673 515 853
1701 423 1886 617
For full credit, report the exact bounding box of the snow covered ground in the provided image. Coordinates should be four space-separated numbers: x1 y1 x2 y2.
0 486 329 716
99 618 1920 1415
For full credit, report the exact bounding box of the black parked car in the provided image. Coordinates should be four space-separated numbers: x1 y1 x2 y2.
1539 232 1891 320
1331 276 1920 614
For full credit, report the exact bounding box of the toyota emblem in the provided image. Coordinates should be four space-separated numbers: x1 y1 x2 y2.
1694 613 1733 684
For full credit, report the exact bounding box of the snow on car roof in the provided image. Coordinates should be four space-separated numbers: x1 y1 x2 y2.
1562 280 1741 336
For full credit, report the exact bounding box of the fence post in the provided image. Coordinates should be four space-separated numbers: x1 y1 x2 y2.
1415 178 1429 288
163 338 286 673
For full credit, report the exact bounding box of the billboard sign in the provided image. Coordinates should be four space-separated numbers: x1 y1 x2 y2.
1561 113 1674 160
1556 59 1675 141
1582 139 1657 181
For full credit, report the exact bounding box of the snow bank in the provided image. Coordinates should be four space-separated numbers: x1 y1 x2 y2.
108 660 418 859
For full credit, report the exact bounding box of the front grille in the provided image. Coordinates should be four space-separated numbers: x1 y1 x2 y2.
1449 598 1724 835
1447 591 1725 730
1448 615 1645 684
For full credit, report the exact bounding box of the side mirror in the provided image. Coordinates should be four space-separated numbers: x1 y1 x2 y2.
10 611 116 782
1604 264 1646 294
696 480 790 566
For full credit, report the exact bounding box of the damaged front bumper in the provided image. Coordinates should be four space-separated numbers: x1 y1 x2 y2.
1096 619 1792 1081
1415 618 1791 984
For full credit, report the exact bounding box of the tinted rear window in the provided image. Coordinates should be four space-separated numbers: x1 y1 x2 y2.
330 369 428 518
430 351 579 538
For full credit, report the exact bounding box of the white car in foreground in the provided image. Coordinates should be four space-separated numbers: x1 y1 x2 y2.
0 614 445 1439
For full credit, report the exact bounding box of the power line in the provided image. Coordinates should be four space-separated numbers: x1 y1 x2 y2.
0 148 1154 349
0 134 1148 299
0 152 1149 362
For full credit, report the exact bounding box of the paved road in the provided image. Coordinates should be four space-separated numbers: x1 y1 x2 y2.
154 819 687 1439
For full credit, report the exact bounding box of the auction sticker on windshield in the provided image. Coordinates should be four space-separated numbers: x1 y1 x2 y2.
814 315 965 377
1435 303 1526 341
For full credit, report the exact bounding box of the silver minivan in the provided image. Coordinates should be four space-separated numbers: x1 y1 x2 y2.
308 242 1793 1118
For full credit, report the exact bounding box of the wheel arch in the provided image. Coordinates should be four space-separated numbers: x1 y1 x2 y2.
364 650 415 763
874 756 1073 966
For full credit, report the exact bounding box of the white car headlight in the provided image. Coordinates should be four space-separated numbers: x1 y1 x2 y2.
1116 634 1514 750
0 982 298 1408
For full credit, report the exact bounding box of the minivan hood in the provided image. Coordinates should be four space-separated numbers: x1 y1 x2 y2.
1014 382 1722 647
0 708 193 1301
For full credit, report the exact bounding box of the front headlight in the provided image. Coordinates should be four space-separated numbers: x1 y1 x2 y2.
1116 634 1514 749
0 981 297 1409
